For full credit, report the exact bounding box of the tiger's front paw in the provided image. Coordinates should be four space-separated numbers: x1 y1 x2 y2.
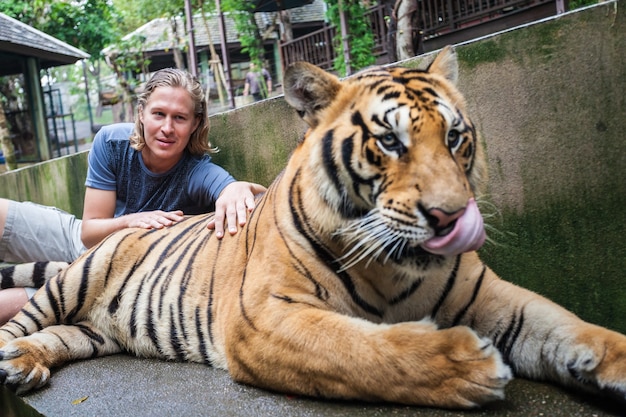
426 326 513 408
0 340 50 394
568 326 626 401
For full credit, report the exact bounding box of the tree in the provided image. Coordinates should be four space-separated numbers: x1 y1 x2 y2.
105 0 188 120
196 0 229 106
0 0 118 61
392 0 422 60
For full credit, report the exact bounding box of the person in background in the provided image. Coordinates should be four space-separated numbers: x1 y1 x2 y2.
243 62 272 102
0 67 266 324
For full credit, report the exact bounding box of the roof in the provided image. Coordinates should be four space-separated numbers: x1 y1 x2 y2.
253 0 315 12
0 12 90 76
104 0 326 56
288 0 326 24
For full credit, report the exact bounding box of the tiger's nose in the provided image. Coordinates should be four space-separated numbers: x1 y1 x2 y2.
426 206 466 230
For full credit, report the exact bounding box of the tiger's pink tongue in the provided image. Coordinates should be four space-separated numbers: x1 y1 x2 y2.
421 198 486 256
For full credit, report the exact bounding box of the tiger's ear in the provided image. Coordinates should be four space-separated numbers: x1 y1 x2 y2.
283 61 342 128
427 45 458 85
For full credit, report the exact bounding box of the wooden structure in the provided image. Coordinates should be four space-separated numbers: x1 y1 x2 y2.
0 12 89 163
280 0 559 72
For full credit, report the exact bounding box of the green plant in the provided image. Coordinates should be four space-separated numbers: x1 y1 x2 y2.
325 0 376 76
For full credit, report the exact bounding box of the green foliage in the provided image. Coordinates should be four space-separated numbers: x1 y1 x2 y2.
107 34 152 85
324 0 376 76
0 0 119 61
221 0 265 65
111 0 185 33
568 0 597 9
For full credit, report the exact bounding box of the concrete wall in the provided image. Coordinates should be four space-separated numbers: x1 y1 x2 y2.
0 2 623 331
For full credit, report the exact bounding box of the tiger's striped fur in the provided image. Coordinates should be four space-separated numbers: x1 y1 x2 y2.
0 262 68 289
1 46 625 409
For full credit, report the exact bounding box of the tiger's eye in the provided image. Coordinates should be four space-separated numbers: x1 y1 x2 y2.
380 133 397 147
447 130 461 149
377 132 406 154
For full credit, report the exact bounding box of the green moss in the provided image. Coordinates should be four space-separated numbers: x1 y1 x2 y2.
458 40 507 70
479 189 626 334
502 19 565 65
66 153 88 216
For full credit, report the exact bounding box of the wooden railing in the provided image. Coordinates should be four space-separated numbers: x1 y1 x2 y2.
280 0 555 71
280 25 337 71
280 5 388 72
419 0 553 39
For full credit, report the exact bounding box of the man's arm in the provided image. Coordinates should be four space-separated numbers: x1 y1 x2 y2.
243 74 251 96
80 187 184 248
264 70 272 95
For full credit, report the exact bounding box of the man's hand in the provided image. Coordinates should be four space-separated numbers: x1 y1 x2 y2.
126 210 185 229
207 181 267 238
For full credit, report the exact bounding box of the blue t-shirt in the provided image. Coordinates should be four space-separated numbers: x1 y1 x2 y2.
85 123 236 216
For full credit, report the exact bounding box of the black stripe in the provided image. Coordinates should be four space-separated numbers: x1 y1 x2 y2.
146 267 167 354
0 327 20 339
322 129 345 201
51 331 71 352
340 136 376 214
32 262 49 287
169 304 186 360
66 250 97 322
28 297 48 319
382 90 402 101
45 278 62 323
130 268 155 339
451 266 486 326
239 255 258 331
497 308 525 365
371 114 389 129
195 306 211 365
389 278 423 305
19 308 43 331
207 243 219 345
272 294 295 303
430 255 461 320
423 87 440 98
351 110 369 141
0 266 15 288
76 322 106 345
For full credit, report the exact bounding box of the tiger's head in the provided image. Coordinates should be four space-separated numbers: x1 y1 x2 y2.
283 46 487 266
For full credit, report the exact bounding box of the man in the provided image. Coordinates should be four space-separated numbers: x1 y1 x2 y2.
243 62 272 102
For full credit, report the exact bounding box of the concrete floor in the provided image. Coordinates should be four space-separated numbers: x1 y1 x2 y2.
1 354 623 417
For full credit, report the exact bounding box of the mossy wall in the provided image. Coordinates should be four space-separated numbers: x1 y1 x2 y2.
0 152 88 216
208 98 305 185
457 2 626 333
0 2 622 331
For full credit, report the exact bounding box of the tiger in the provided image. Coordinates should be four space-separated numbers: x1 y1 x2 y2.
1 46 625 409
